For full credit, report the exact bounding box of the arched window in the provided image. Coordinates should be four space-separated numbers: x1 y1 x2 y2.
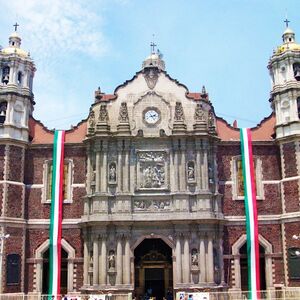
6 254 20 285
2 66 10 84
288 247 300 279
0 101 7 124
17 72 22 85
293 63 300 81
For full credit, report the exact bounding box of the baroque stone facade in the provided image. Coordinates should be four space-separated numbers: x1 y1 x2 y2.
1 25 300 298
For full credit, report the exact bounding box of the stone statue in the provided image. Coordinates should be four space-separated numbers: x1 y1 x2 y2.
89 110 95 128
194 103 205 122
208 110 215 128
118 102 129 122
108 250 115 269
98 105 109 122
174 102 184 121
191 248 198 266
187 162 195 181
109 163 116 182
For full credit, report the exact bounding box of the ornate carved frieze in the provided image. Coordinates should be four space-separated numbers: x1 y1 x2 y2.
134 199 171 211
143 67 159 89
136 151 168 190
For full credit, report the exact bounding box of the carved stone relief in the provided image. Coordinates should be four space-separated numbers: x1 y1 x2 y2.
174 102 184 122
118 102 129 122
137 151 167 189
208 110 215 128
134 199 171 211
98 104 109 122
194 103 207 122
143 67 159 89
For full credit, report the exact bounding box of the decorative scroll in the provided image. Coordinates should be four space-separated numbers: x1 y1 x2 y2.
118 102 129 122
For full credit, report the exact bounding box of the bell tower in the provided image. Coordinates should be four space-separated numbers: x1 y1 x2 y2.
0 24 36 141
268 21 300 139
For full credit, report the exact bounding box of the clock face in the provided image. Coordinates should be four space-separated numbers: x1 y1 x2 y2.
144 109 159 124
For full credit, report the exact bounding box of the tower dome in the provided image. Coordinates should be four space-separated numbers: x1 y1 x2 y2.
276 25 300 54
1 29 29 58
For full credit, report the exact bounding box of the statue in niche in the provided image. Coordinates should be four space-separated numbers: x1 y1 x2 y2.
98 104 109 122
108 250 115 269
174 102 184 121
89 110 95 128
118 102 129 122
187 161 195 181
194 103 206 122
109 163 117 182
191 248 198 266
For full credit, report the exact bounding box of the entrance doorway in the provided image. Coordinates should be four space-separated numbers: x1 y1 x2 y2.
240 244 266 291
42 248 68 294
134 238 173 300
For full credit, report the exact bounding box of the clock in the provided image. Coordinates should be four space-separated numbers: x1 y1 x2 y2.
144 109 159 124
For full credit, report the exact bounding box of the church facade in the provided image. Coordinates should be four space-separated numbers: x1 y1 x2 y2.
0 25 300 298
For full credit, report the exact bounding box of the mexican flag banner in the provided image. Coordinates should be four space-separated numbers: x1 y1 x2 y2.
48 130 65 299
240 128 260 300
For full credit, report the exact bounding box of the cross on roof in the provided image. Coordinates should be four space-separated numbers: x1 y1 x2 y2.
13 22 19 32
284 18 290 28
150 42 157 54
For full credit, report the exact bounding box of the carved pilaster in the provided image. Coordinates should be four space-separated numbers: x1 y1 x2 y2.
117 102 131 134
172 102 187 134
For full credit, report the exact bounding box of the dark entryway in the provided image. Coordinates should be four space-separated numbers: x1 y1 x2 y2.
42 248 68 294
240 243 266 291
134 238 173 300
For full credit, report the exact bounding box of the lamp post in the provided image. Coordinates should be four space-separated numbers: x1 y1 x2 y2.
0 233 10 294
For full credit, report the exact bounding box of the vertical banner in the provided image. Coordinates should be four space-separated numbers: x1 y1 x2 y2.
48 130 65 299
240 128 260 299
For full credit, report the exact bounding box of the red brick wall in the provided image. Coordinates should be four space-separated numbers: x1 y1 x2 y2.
283 180 299 213
282 142 297 178
7 145 23 182
0 145 5 180
6 184 24 218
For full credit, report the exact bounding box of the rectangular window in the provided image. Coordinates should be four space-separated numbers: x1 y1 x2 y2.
233 157 263 200
288 248 300 279
6 254 20 285
44 160 72 202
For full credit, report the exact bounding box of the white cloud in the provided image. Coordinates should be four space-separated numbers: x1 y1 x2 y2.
3 0 108 68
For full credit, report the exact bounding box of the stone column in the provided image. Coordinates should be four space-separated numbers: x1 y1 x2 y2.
86 147 92 194
199 233 206 283
175 234 182 283
195 140 202 191
101 141 108 192
123 142 129 193
95 146 101 192
169 148 175 192
180 140 186 191
123 235 131 284
174 146 179 192
116 234 123 284
201 141 209 190
206 234 214 284
100 234 107 285
93 234 99 286
129 141 135 193
183 233 190 283
218 234 225 284
117 141 123 192
83 235 89 286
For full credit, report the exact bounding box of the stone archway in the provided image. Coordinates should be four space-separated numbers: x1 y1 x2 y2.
133 236 174 300
231 234 273 291
35 239 75 293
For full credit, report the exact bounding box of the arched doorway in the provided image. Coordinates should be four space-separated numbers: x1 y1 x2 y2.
42 248 68 294
134 238 173 300
240 244 266 291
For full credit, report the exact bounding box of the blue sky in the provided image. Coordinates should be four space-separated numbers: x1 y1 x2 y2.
0 0 300 129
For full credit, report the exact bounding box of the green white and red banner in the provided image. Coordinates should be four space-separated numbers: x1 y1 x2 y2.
240 128 260 300
48 130 65 299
